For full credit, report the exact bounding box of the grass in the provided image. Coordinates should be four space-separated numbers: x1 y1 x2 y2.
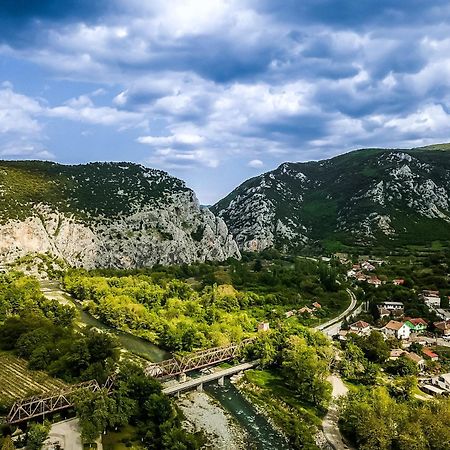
102 425 144 450
0 352 67 406
243 368 323 423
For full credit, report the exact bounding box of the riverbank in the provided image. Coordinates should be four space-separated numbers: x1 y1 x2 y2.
235 368 328 449
177 391 248 450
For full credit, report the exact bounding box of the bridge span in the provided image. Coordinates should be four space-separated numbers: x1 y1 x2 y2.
162 361 258 395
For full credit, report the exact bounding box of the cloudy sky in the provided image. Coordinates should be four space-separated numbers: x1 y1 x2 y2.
1 1 450 203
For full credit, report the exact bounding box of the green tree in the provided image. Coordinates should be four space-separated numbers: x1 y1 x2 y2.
355 331 389 363
73 388 117 443
282 336 331 408
26 422 50 450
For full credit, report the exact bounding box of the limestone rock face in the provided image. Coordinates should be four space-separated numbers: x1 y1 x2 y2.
0 161 240 268
212 145 450 251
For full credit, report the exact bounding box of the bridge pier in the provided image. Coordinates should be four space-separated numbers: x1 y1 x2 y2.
218 376 224 386
178 373 187 383
196 383 203 392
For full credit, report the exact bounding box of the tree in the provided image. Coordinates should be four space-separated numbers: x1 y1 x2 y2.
355 331 389 363
282 336 331 408
73 388 117 444
386 356 418 377
26 422 50 450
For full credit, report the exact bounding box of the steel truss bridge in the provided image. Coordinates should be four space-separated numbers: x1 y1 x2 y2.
6 377 114 425
145 338 255 379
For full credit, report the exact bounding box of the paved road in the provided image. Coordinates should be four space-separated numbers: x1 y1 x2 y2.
316 289 358 336
418 336 450 348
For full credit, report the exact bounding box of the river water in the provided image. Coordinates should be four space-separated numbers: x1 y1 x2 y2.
44 283 291 449
206 379 291 450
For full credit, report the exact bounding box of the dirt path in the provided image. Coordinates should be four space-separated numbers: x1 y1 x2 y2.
322 375 353 450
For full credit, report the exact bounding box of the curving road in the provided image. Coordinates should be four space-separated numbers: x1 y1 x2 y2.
315 289 358 336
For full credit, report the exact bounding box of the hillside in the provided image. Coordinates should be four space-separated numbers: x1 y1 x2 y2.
0 161 239 268
211 144 450 252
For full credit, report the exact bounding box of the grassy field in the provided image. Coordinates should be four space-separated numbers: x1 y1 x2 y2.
0 352 67 406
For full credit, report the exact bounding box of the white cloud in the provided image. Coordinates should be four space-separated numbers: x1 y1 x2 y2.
248 159 263 168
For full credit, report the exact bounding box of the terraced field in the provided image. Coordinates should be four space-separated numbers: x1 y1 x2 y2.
0 352 67 405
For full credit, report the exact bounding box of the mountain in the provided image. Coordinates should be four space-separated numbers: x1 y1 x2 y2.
0 161 239 268
211 144 450 252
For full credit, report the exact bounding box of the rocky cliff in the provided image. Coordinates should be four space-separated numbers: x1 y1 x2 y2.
0 161 239 268
211 144 450 252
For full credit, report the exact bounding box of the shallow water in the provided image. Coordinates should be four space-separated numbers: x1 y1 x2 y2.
206 379 292 450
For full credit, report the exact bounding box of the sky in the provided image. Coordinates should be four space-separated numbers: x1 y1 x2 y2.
1 1 450 203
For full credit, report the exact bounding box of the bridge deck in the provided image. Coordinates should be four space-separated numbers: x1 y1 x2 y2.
162 361 258 395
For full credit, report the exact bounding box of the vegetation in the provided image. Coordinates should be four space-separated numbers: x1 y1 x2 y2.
0 352 67 409
339 387 450 450
0 161 187 223
239 324 333 448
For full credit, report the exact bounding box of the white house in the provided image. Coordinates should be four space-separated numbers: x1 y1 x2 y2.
382 320 411 340
378 301 404 317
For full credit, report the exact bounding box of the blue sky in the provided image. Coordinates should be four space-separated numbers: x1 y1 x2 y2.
1 1 450 203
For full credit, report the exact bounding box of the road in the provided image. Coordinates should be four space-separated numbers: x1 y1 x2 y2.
322 375 353 450
316 288 358 336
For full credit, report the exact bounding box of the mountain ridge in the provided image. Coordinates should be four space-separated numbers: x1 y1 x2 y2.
0 160 240 268
211 144 450 252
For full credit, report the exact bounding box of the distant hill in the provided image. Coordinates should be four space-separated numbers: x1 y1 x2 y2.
211 144 450 252
0 161 239 268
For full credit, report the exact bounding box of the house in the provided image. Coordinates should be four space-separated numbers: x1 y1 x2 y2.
367 276 382 287
435 309 450 320
422 348 439 361
347 269 356 278
404 351 425 369
377 301 404 318
389 348 405 360
422 290 441 307
434 320 450 336
383 320 411 340
356 273 368 282
352 264 361 271
298 306 313 314
285 310 295 318
393 279 405 286
422 373 450 395
257 322 270 332
312 302 322 309
404 317 428 333
361 261 376 271
338 330 349 341
349 320 371 336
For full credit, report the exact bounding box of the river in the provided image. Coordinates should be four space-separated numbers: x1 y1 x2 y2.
41 281 291 449
206 379 291 449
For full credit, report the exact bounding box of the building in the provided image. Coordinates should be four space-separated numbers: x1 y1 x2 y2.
257 322 270 332
367 276 382 287
434 320 450 336
393 279 405 286
389 348 404 360
422 290 441 307
383 320 411 340
404 352 425 369
422 348 439 361
404 318 428 333
349 320 371 336
377 301 404 318
312 302 322 309
361 261 376 271
298 306 313 314
285 310 295 318
421 373 450 396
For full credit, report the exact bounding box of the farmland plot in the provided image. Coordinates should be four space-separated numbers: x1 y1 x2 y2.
0 352 67 405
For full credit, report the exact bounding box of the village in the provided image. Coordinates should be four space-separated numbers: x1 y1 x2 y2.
336 254 450 398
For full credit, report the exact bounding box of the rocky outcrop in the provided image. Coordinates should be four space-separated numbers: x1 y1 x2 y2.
212 145 450 251
0 162 239 268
